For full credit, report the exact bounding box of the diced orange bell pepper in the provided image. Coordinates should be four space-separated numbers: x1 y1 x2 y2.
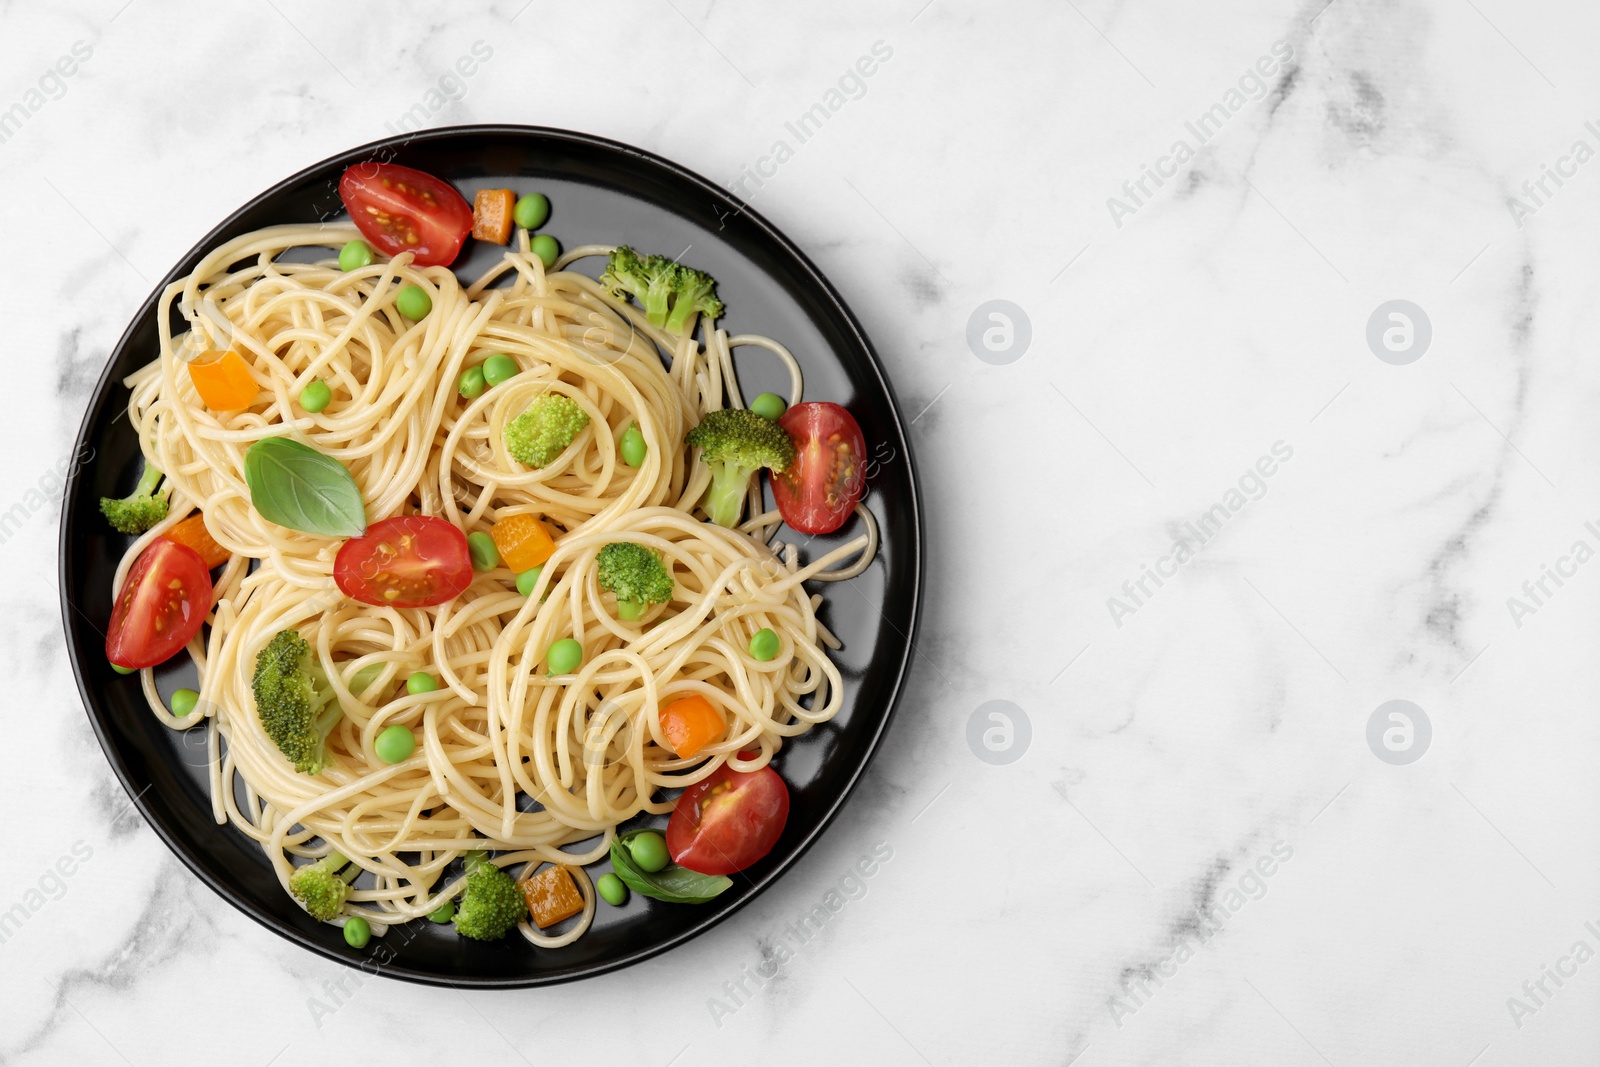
472 188 515 245
491 513 555 572
187 350 258 411
659 694 725 758
521 864 584 928
163 513 230 569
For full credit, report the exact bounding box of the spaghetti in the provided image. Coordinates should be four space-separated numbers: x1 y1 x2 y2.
111 222 874 946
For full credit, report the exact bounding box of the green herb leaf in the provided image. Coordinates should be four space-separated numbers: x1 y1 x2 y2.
609 829 732 904
243 437 366 537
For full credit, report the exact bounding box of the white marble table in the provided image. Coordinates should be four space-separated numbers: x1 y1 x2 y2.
4 1 1597 1063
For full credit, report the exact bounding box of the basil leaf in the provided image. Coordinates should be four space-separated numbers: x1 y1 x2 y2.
609 829 732 904
243 437 366 537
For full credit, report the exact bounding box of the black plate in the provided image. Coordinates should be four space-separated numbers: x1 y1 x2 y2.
58 126 921 986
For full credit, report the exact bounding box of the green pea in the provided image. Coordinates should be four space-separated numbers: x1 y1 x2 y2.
338 239 374 272
299 379 332 413
750 393 787 421
458 365 486 399
375 725 416 764
620 424 647 467
749 628 781 662
481 353 519 386
112 662 136 675
515 566 543 597
628 831 669 873
546 638 582 675
428 901 455 923
467 531 499 571
530 234 560 269
597 872 628 906
406 671 439 695
343 916 371 948
170 688 199 717
396 284 432 320
513 192 550 230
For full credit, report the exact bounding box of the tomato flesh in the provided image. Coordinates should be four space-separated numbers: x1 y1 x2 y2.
333 516 472 608
106 540 213 669
666 764 790 875
772 402 867 535
338 163 473 267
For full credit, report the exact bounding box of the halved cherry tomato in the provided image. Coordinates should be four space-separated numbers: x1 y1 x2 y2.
338 163 473 267
333 516 472 608
771 402 867 535
106 540 213 669
163 513 230 569
666 764 789 875
490 513 555 572
659 695 725 758
187 350 258 411
471 188 515 245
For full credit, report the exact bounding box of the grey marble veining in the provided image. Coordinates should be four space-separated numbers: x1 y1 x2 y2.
3 0 1598 1063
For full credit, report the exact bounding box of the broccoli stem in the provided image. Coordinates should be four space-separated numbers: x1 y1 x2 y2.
664 301 695 334
617 599 646 621
703 462 754 528
134 463 165 498
313 851 360 883
644 287 672 328
313 678 341 740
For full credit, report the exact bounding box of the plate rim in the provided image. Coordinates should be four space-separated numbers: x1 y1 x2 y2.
58 123 923 987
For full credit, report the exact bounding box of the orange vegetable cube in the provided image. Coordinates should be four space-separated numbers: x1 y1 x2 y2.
187 350 258 411
472 188 515 245
659 694 725 758
521 864 584 928
163 513 230 569
491 513 555 572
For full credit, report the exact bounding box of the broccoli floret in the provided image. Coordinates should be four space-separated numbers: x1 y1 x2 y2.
288 851 355 921
685 408 795 528
251 629 342 775
504 394 590 468
596 542 674 620
452 853 527 941
99 461 170 535
602 247 724 333
601 246 681 328
663 265 723 334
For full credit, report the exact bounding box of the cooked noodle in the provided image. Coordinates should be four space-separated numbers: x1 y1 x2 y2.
112 224 872 946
